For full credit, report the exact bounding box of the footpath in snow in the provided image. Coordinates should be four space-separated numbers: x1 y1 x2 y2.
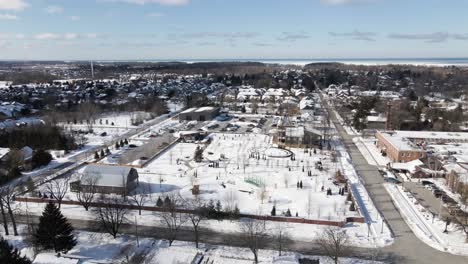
335 140 394 248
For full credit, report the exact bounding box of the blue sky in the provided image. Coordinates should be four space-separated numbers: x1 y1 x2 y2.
0 0 467 60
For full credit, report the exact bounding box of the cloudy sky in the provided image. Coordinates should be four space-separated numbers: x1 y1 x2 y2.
0 0 467 60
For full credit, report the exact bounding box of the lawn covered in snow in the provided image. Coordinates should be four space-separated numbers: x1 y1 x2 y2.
2 226 385 264
139 133 358 221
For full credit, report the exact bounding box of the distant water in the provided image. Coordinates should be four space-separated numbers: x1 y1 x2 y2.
88 58 468 67
182 58 468 67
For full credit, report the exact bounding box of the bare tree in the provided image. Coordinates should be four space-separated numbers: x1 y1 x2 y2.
239 218 268 263
273 223 291 256
0 186 18 236
74 173 100 211
95 196 128 239
0 191 9 235
258 186 268 204
186 198 206 248
283 174 289 188
159 193 187 246
78 102 99 132
316 227 350 264
223 187 238 213
130 183 152 215
306 190 313 219
46 175 70 208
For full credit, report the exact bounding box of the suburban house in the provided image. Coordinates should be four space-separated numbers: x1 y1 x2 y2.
178 107 220 122
0 146 34 171
71 164 139 195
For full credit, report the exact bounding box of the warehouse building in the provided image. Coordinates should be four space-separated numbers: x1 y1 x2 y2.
179 107 220 122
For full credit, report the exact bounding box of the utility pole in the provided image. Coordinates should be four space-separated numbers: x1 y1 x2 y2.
90 61 94 80
135 215 139 247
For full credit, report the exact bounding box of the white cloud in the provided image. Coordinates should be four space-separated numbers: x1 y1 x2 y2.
64 33 79 40
388 32 468 43
0 33 25 39
34 33 99 40
34 33 61 40
0 13 19 20
111 0 190 6
147 12 164 17
329 30 377 41
69 16 80 21
45 5 63 14
0 0 28 11
277 32 310 42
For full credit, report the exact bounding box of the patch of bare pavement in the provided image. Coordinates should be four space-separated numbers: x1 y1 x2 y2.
323 97 468 264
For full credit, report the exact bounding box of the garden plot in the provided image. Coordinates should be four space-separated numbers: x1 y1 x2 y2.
139 133 358 221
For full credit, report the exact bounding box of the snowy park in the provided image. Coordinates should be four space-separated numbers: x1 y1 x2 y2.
138 133 359 221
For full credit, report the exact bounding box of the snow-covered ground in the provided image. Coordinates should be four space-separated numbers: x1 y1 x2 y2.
2 226 385 264
14 132 393 249
384 183 468 256
140 133 357 221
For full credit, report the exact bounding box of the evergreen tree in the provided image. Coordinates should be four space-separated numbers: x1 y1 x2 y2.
163 196 172 207
105 148 110 155
215 200 222 213
100 149 105 157
0 237 31 264
285 209 292 217
34 202 76 253
124 138 129 145
32 149 53 169
115 142 120 149
271 206 276 216
156 197 163 207
94 151 100 159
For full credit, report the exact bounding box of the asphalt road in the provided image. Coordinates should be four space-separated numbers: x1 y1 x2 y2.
322 96 468 264
14 214 403 263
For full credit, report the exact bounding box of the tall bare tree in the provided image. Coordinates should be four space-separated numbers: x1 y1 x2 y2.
74 173 100 211
316 227 350 264
45 175 70 208
159 193 187 246
273 223 290 256
0 191 9 235
0 186 18 236
186 198 206 248
95 196 128 239
223 187 238 213
130 183 152 215
78 102 99 132
239 218 268 263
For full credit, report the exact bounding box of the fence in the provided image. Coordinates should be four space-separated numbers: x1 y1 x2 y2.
14 196 364 227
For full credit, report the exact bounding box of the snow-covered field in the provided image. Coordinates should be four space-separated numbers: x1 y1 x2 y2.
2 226 385 264
140 133 357 221
60 112 154 146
